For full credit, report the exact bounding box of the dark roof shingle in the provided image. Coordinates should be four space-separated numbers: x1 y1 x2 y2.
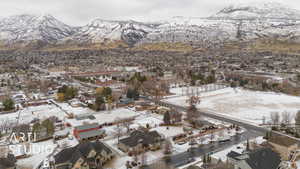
54 141 112 166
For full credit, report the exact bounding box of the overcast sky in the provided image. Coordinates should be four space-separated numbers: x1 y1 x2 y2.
0 0 299 25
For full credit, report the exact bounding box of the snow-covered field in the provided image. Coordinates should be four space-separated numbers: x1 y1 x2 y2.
66 107 140 127
165 87 300 125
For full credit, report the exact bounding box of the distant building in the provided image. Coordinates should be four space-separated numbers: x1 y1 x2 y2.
73 123 105 142
227 148 281 169
54 141 114 169
226 71 287 85
118 130 164 154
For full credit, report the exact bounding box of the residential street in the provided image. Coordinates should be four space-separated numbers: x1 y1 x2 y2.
143 129 263 169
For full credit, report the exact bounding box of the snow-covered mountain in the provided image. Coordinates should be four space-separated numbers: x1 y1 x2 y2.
1 2 300 47
211 2 300 20
65 19 157 45
0 14 76 45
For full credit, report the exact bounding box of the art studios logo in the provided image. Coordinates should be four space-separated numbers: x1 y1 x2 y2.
8 132 54 154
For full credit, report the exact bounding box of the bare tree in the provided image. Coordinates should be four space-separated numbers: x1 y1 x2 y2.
140 149 147 167
120 118 132 133
262 116 266 125
295 110 300 134
270 112 280 126
186 104 200 127
210 132 215 142
282 111 292 126
114 118 123 143
164 139 173 155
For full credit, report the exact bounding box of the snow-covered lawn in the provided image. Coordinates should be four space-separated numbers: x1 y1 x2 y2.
16 140 57 168
16 134 78 169
133 115 162 129
151 126 184 138
57 102 95 116
165 87 300 125
66 107 140 127
0 104 66 124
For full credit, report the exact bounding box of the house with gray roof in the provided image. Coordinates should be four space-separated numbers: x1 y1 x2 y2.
54 141 113 169
118 130 164 154
226 148 281 169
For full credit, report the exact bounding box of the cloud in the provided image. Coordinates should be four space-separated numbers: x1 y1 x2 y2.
0 0 299 25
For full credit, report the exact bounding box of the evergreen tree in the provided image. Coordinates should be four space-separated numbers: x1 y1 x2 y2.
163 111 171 125
94 96 105 111
295 110 300 134
126 88 139 100
2 98 15 111
42 119 55 136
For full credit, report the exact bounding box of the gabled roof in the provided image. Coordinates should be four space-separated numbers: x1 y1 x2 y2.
227 151 242 160
239 148 281 169
75 123 99 131
119 130 162 148
54 146 77 164
54 141 113 165
77 129 105 139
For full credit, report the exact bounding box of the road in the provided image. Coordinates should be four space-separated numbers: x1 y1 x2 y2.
142 96 300 168
155 99 300 142
143 129 262 169
141 98 265 168
155 100 268 134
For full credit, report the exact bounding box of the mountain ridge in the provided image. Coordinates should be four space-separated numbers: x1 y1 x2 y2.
1 2 300 48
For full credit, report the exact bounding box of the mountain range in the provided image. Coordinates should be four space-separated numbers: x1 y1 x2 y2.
1 2 300 48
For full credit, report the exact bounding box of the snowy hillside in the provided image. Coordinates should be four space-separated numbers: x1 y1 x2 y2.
65 19 157 45
0 14 76 44
1 2 300 47
212 2 300 20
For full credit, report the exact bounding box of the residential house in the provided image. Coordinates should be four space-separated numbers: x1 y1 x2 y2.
54 141 114 169
268 135 298 161
227 148 281 169
73 123 105 142
118 130 164 154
